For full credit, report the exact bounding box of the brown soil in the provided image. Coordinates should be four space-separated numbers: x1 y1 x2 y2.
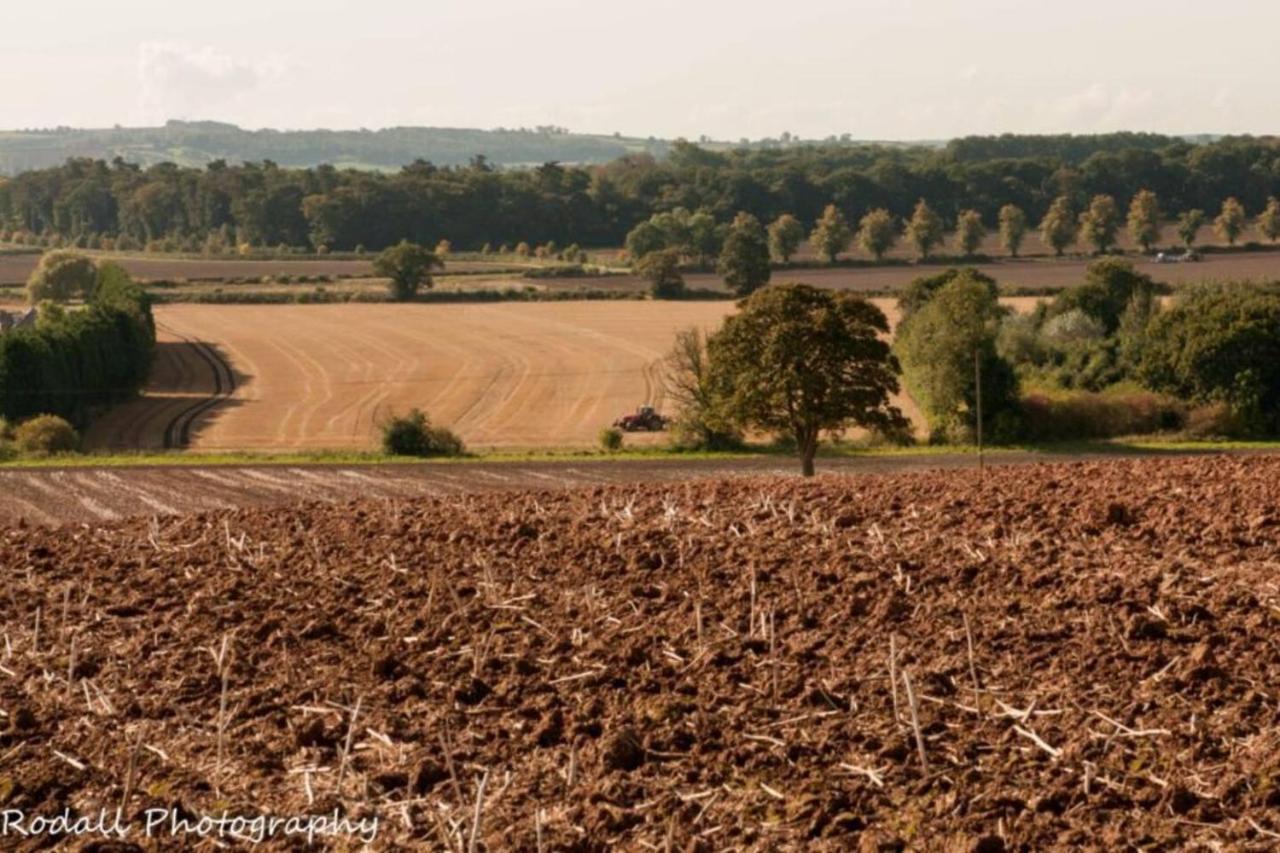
2 455 1279 849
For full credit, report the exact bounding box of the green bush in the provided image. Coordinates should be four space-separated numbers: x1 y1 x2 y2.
379 409 465 457
599 427 624 452
13 414 79 455
1139 286 1280 435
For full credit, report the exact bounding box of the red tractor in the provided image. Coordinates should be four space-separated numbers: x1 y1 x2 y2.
614 405 668 432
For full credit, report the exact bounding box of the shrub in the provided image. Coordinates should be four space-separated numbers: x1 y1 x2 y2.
599 427 624 452
379 409 464 457
1020 391 1184 441
13 414 79 455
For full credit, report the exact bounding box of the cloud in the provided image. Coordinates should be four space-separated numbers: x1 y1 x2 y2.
136 43 281 123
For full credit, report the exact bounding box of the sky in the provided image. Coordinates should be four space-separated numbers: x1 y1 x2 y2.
2 0 1278 140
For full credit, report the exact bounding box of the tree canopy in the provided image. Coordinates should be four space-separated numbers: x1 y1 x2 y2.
373 241 442 301
706 284 907 475
717 212 772 296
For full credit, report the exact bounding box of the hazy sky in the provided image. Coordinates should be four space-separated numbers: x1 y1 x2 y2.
3 0 1277 139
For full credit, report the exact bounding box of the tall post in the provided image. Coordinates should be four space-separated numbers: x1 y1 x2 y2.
975 348 985 479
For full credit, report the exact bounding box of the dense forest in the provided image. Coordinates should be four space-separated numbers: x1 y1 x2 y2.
1 133 1278 253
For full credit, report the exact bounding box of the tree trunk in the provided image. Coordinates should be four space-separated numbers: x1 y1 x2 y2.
799 436 817 477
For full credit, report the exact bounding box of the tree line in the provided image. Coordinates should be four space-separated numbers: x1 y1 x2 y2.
3 134 1280 253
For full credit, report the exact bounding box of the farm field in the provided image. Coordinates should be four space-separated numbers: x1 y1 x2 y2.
3 455 1279 847
90 300 1049 453
536 249 1280 296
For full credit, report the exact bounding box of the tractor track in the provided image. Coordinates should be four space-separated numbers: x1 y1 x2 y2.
157 322 238 450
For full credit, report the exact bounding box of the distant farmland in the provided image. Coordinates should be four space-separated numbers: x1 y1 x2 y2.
89 300 1023 452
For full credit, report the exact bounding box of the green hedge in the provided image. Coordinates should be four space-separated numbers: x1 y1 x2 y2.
0 282 154 425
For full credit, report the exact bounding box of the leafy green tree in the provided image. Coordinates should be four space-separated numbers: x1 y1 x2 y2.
1257 197 1280 243
898 267 999 325
706 284 907 476
1214 197 1247 246
1140 287 1280 434
624 221 664 260
894 271 1020 443
717 212 772 296
26 251 97 303
1177 209 1205 248
767 213 805 262
955 209 986 257
857 208 898 261
905 199 945 259
809 204 852 262
1078 194 1119 254
373 241 442 301
1038 196 1077 256
1047 257 1158 334
636 249 685 298
687 210 723 265
998 204 1027 257
1126 189 1161 253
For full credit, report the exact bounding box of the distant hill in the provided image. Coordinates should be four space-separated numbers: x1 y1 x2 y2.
0 121 676 174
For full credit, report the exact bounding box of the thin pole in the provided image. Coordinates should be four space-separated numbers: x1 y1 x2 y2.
974 348 984 479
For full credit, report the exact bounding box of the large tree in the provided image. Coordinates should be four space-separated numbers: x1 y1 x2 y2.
809 204 852 263
767 213 805 262
1126 189 1161 253
1140 287 1280 434
955 209 986 257
1078 194 1120 254
1214 197 1247 246
707 284 907 476
894 271 1020 443
906 199 945 259
1039 196 1077 257
717 212 772 296
26 251 97 303
998 204 1027 257
373 240 442 301
857 208 898 261
636 248 685 299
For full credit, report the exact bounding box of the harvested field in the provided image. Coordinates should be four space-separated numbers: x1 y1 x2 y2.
2 455 1280 848
95 298 1036 452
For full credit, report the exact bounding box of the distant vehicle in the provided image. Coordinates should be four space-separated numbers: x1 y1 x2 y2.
1154 250 1201 264
613 405 668 432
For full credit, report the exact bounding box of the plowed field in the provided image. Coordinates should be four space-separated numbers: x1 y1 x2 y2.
2 456 1279 849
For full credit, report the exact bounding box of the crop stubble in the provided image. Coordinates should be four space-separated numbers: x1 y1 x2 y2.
1 456 1278 848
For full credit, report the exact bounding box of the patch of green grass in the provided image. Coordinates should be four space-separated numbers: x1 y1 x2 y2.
5 435 1277 469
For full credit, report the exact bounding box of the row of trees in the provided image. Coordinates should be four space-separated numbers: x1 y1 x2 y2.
1 254 156 424
5 134 1280 252
627 191 1280 283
